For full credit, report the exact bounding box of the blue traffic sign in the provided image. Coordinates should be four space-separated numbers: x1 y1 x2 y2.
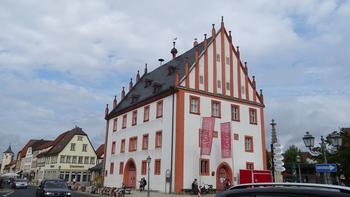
315 164 337 173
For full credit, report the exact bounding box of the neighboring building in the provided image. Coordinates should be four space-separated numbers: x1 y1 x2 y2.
103 18 267 193
0 145 14 174
3 160 17 174
89 144 104 186
36 127 97 185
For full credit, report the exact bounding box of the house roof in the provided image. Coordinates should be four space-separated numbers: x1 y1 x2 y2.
37 127 87 158
96 144 104 159
19 139 40 159
106 37 212 119
3 145 14 154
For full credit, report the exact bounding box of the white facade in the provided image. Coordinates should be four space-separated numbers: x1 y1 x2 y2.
104 20 267 193
1 149 14 174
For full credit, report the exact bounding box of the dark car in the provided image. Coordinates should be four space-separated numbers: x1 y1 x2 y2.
36 179 72 197
216 182 350 197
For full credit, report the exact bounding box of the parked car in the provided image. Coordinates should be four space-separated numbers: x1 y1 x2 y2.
11 179 28 189
36 179 72 197
216 182 350 197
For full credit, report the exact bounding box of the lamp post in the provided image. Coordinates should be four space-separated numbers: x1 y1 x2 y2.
296 155 302 183
146 156 151 197
302 131 343 185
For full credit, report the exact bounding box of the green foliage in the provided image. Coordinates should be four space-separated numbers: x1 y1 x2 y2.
283 145 305 164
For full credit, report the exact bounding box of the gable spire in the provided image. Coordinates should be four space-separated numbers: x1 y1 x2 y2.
104 104 109 118
144 63 148 75
171 41 178 59
136 70 140 82
129 78 133 91
4 144 13 154
121 87 125 99
113 96 117 109
221 16 224 28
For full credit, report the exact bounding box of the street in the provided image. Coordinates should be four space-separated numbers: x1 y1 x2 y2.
0 185 93 197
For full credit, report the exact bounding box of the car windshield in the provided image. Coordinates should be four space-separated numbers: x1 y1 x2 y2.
44 180 67 189
16 179 26 182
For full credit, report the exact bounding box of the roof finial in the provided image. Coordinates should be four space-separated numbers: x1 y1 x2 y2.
244 61 248 73
105 104 109 117
229 31 232 41
259 89 264 103
221 16 224 27
171 40 178 59
193 38 198 47
212 24 216 37
252 76 256 88
144 63 148 75
136 70 140 82
129 78 133 91
236 46 240 57
121 87 125 99
113 95 117 109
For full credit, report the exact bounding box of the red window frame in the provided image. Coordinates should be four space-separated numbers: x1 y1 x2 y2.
129 136 137 152
119 162 124 174
154 159 161 175
189 96 200 115
246 162 254 170
249 108 258 125
144 105 150 122
142 134 149 150
231 104 240 121
156 100 163 118
120 139 125 153
200 159 210 176
141 160 147 175
122 114 127 129
110 162 114 174
211 100 221 118
244 136 254 152
113 118 118 132
132 110 137 126
111 141 116 154
155 131 162 148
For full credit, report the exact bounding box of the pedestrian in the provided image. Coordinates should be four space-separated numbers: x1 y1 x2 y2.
192 179 198 195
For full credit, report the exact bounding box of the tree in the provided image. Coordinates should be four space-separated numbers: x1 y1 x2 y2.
283 145 305 164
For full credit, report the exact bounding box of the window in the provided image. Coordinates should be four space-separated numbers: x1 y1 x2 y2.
234 133 239 140
110 162 114 174
141 160 147 175
200 159 210 176
241 85 245 94
119 162 124 174
154 159 161 175
217 80 221 89
246 162 254 170
78 136 83 141
82 144 87 152
122 114 127 129
249 108 257 124
156 101 163 118
129 137 137 152
78 156 83 164
84 156 89 164
70 143 76 151
113 118 118 131
226 82 230 90
132 110 137 126
200 76 204 84
90 157 95 165
60 155 65 163
72 156 77 164
245 136 254 152
190 96 200 114
226 57 230 65
111 141 116 154
155 131 162 148
144 106 150 122
216 54 220 62
121 139 125 153
66 156 71 163
231 105 240 121
211 101 221 118
142 134 149 150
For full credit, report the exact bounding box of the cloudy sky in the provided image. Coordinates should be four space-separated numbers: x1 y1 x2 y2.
1 0 349 157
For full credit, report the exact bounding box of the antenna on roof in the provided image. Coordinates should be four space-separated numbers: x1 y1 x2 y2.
158 58 164 65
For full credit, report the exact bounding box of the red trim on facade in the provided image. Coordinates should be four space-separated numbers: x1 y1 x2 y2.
195 46 199 90
189 95 200 115
174 90 184 193
204 36 209 92
220 27 226 95
260 107 267 170
245 68 249 101
185 61 189 88
229 33 234 97
213 33 217 94
237 56 242 99
211 100 221 118
244 135 254 153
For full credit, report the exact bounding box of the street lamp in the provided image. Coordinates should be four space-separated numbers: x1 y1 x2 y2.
296 155 302 183
146 156 151 197
302 131 343 184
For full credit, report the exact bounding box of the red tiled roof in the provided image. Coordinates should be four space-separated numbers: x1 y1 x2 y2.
96 144 105 159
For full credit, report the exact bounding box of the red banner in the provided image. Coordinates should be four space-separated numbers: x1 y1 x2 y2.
200 117 215 155
220 122 232 158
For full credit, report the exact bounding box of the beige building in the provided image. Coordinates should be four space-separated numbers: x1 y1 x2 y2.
36 127 97 185
1 145 14 174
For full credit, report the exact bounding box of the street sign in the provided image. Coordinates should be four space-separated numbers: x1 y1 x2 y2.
315 164 337 173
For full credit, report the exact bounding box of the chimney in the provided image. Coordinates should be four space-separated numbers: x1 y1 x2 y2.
136 70 140 82
129 78 133 91
260 89 264 103
121 87 125 99
113 96 117 109
171 41 178 59
144 63 148 75
193 38 198 47
105 104 109 117
212 24 216 37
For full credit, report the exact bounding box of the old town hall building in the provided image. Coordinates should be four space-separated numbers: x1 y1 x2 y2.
103 18 267 193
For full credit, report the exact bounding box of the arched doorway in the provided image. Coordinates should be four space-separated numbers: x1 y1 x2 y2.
216 162 233 191
123 158 137 188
